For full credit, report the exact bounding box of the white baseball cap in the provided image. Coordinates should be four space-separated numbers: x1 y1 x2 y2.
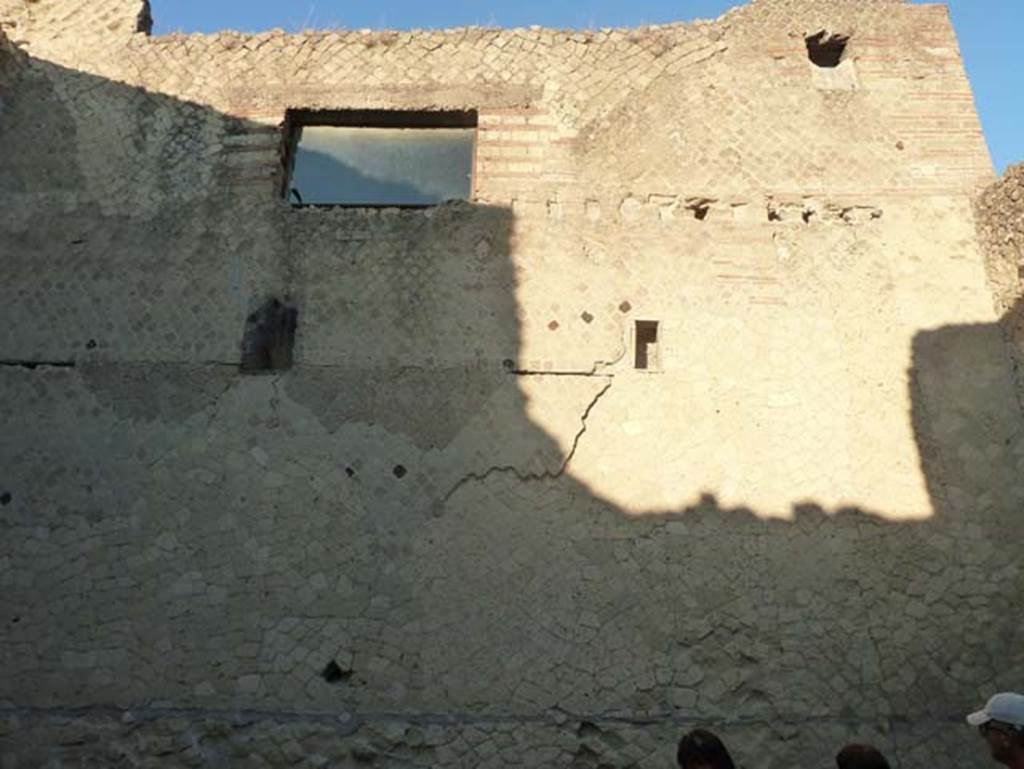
967 693 1024 729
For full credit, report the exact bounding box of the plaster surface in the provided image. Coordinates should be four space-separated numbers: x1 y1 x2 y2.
1 1 1022 767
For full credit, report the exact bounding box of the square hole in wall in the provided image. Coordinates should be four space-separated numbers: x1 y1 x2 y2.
634 320 659 370
806 31 849 68
282 109 478 207
805 31 858 90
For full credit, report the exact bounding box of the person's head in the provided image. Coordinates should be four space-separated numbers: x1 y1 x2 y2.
676 729 736 769
835 744 892 769
968 693 1024 765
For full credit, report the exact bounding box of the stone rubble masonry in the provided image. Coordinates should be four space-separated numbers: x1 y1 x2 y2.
1 0 1021 767
976 163 1024 368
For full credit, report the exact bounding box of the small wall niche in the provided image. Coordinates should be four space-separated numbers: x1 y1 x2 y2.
806 31 849 68
687 200 712 221
240 298 298 372
634 321 660 370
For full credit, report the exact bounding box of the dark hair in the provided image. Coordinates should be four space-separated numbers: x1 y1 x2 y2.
676 729 736 769
990 722 1024 749
836 744 892 769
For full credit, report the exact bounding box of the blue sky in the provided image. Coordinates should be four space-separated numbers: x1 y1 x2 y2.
153 1 1022 172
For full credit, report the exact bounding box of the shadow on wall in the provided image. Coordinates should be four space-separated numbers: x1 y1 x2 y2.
288 147 436 206
910 300 1024 533
1 38 1023 768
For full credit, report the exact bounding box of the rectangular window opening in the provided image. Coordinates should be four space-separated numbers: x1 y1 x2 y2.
635 321 659 370
282 109 478 208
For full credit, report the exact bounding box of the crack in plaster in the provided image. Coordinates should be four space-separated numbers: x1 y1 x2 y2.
441 378 613 504
0 359 76 369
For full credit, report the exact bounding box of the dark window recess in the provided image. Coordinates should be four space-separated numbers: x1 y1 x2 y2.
806 31 849 68
282 109 477 207
240 298 298 372
635 321 659 370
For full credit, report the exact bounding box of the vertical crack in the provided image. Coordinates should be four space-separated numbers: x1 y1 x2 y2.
559 379 613 474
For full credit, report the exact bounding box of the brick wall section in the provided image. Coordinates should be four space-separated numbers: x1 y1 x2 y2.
1 0 994 205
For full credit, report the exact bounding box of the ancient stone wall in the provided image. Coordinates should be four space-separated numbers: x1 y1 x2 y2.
1 1 1021 767
978 164 1024 309
976 164 1024 403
